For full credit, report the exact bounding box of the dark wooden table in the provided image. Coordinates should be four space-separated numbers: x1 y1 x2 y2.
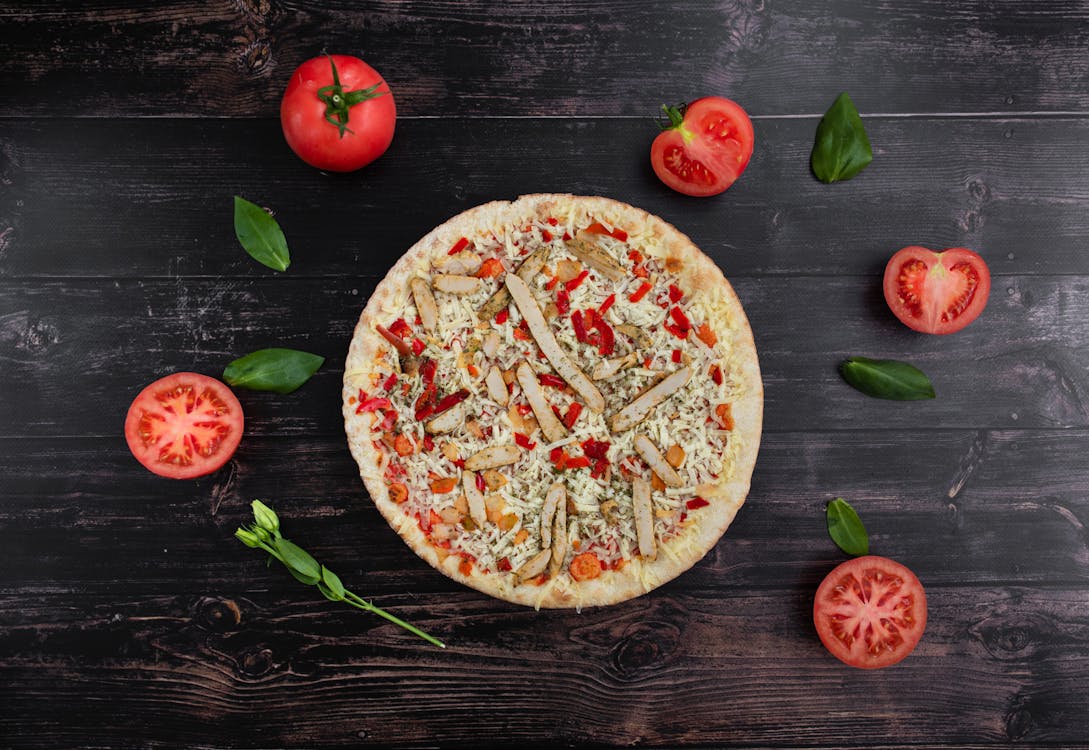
4 2 1089 748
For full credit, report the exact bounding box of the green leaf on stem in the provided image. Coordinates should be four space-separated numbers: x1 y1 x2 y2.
273 538 321 581
224 348 325 394
234 196 291 272
321 566 346 600
826 498 869 556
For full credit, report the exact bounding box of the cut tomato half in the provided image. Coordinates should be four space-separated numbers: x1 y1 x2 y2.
124 372 244 479
813 555 927 669
883 246 990 334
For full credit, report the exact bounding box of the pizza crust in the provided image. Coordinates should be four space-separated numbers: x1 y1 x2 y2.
343 194 762 608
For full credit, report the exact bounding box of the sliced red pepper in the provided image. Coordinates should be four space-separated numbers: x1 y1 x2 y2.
431 389 470 417
381 372 398 391
356 396 392 414
590 458 609 479
598 293 616 315
710 363 723 385
497 557 513 572
549 446 565 464
564 269 590 292
556 288 570 315
411 338 426 355
514 432 536 450
544 276 558 291
541 229 553 242
538 373 567 389
475 472 486 492
670 306 692 331
629 281 652 303
513 327 532 341
686 497 710 510
571 310 588 342
593 313 615 356
389 318 412 338
563 402 583 429
378 408 397 432
495 308 509 325
671 349 682 363
584 222 628 242
632 264 649 279
565 456 591 470
668 284 684 303
376 324 411 356
562 231 572 241
664 322 688 340
422 434 435 453
547 217 559 226
420 358 437 386
448 236 470 255
627 249 644 264
581 438 609 460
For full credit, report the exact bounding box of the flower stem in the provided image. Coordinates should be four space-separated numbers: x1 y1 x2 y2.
343 591 446 648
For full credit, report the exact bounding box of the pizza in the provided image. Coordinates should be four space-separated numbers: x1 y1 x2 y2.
342 194 762 608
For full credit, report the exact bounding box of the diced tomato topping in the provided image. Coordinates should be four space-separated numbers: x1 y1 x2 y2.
549 446 564 463
476 257 505 278
430 477 458 494
628 249 644 264
458 558 473 576
544 276 558 291
389 318 412 338
411 338 426 355
569 552 603 581
497 556 513 572
514 432 536 450
563 402 582 429
695 322 718 348
687 497 710 510
668 284 684 303
591 458 609 479
581 438 610 460
710 363 723 385
495 308 509 325
629 281 652 303
420 358 437 385
565 270 590 292
672 349 682 363
381 372 398 391
547 217 559 226
643 356 654 368
513 327 532 341
670 306 691 331
475 472 486 492
538 373 567 389
562 231 572 241
422 434 435 453
378 409 397 432
356 396 392 414
448 237 470 255
556 288 570 315
571 310 588 342
664 322 688 340
541 229 553 242
632 264 649 278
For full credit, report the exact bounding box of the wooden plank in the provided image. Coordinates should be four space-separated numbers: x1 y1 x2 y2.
2 1 1089 118
2 274 1087 435
3 117 1089 278
0 586 1087 747
2 430 1088 590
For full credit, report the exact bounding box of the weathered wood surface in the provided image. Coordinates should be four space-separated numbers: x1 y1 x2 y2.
2 1 1089 118
3 0 1089 748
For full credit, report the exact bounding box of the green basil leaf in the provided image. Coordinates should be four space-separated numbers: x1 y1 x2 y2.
811 92 873 183
224 348 324 393
274 538 321 581
840 357 936 400
826 497 869 556
320 566 346 600
234 196 290 272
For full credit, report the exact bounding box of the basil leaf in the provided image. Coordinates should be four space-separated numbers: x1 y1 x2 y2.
234 196 290 271
826 498 869 556
811 92 873 183
224 348 324 393
840 357 936 400
274 538 321 581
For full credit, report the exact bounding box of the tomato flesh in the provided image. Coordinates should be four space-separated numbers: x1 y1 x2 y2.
124 372 244 479
813 555 927 669
651 97 754 197
883 246 990 334
280 55 396 172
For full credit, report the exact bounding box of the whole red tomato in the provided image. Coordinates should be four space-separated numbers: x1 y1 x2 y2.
280 54 396 172
650 97 754 197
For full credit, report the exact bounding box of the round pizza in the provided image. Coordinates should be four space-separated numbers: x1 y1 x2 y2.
343 194 762 608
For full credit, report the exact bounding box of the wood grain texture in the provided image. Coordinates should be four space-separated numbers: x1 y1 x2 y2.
2 117 1089 278
2 0 1089 118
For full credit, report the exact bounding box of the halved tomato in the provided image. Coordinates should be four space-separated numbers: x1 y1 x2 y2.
124 372 244 479
883 246 990 334
650 97 754 197
813 555 927 669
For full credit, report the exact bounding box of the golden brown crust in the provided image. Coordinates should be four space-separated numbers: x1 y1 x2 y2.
343 194 762 609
